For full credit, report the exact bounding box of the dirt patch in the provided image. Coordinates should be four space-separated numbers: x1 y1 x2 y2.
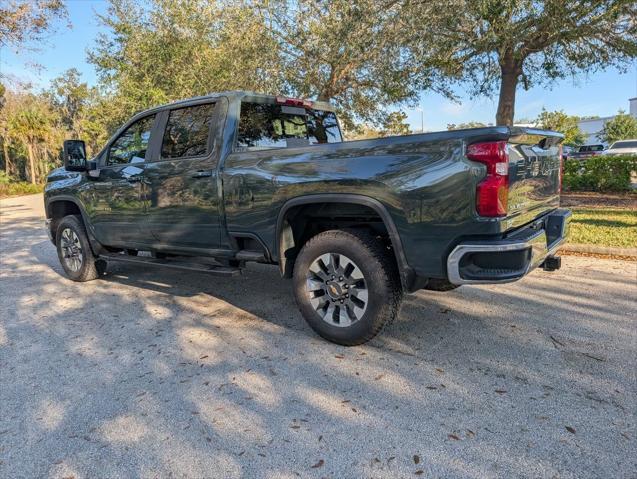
559 250 637 262
561 192 637 209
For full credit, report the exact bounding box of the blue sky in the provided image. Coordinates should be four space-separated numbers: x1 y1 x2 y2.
2 0 636 132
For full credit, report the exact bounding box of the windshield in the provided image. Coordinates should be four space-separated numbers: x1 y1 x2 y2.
610 140 637 149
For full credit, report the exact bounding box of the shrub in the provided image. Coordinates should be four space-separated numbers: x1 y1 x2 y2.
0 181 45 198
563 155 637 192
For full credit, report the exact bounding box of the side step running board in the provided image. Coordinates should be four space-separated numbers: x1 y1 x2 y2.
99 253 242 276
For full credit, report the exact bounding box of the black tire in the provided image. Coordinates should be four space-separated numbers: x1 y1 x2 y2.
55 215 100 282
293 229 402 346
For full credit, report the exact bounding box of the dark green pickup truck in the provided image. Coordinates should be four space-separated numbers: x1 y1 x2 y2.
45 91 570 345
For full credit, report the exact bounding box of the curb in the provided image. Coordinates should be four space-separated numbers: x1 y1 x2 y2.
559 243 637 257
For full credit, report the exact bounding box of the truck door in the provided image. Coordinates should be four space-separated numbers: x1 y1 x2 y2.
142 99 230 251
88 113 157 246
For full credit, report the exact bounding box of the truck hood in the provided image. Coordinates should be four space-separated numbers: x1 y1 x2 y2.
46 166 76 182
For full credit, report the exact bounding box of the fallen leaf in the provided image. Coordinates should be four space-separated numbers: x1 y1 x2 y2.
199 355 208 359
318 435 323 442
566 426 576 434
311 459 324 469
425 386 437 390
375 374 384 381
495 389 507 394
448 434 460 440
415 470 424 475
413 454 420 464
290 425 300 429
334 354 345 359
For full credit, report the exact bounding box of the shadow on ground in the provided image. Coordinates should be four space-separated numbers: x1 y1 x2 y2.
1 197 635 478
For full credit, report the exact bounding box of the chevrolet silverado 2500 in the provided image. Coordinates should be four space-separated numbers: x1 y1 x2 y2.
45 92 570 345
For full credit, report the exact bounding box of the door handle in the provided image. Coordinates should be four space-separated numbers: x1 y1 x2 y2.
192 170 213 178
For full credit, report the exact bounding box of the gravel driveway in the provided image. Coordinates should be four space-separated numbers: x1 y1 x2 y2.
1 194 635 479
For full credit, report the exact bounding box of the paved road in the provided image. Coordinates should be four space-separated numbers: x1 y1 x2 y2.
1 194 635 479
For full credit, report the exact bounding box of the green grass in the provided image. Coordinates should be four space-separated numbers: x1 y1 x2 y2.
568 207 637 248
0 182 44 198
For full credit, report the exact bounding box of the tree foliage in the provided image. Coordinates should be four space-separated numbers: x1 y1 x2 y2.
405 0 637 125
0 70 96 184
380 112 411 136
261 0 451 129
598 110 637 144
88 0 282 131
535 109 585 146
0 0 68 48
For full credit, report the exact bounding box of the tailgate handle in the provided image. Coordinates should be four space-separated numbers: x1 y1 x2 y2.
192 170 213 178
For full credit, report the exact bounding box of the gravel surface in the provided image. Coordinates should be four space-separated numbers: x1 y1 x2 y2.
1 194 635 479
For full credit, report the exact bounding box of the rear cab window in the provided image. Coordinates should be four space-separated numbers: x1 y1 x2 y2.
236 101 342 151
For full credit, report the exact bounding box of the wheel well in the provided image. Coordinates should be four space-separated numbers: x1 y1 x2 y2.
278 202 394 278
47 200 82 239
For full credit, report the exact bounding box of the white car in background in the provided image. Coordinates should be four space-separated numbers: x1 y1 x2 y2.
602 140 637 156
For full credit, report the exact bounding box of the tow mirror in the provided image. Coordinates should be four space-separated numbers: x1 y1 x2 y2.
63 140 87 171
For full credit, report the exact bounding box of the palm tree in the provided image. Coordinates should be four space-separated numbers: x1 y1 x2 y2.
9 104 52 184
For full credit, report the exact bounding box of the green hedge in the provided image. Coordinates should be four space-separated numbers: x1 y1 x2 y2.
563 155 637 192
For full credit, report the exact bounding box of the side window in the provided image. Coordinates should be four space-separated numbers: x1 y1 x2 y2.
107 115 155 166
236 102 342 151
161 103 215 159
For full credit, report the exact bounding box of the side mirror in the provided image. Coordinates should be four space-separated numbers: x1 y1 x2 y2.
63 140 87 171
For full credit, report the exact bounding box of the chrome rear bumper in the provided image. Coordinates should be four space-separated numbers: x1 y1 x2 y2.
447 209 571 285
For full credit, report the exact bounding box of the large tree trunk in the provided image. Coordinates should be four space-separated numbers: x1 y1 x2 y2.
26 142 37 185
496 61 522 126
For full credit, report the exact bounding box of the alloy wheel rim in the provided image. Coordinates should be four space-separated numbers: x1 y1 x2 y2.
60 228 83 272
305 253 368 327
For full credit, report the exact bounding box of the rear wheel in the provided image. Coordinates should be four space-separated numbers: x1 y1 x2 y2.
293 229 402 346
55 215 100 282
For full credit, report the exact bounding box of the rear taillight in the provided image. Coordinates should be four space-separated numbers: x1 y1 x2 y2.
467 141 509 217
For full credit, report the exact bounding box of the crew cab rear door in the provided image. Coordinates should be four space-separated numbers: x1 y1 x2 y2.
142 99 231 251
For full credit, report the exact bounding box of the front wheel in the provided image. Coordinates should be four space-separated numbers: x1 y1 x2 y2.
293 229 402 346
55 215 100 282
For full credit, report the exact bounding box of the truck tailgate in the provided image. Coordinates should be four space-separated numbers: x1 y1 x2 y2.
506 129 563 229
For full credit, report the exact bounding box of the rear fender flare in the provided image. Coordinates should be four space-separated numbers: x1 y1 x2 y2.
275 194 414 290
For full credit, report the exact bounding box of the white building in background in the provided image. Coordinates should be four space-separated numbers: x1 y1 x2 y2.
578 97 637 146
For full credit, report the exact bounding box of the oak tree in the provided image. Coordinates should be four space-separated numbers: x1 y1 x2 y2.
406 0 637 125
